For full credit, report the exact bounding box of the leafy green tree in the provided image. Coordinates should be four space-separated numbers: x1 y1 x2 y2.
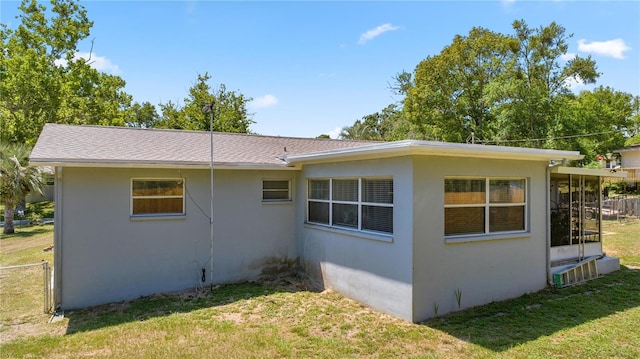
491 20 599 147
1 0 131 145
0 143 45 234
553 87 639 163
400 20 600 147
403 27 516 142
155 73 254 133
127 101 159 128
340 104 412 141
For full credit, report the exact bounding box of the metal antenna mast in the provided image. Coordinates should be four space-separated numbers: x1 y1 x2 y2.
203 102 215 290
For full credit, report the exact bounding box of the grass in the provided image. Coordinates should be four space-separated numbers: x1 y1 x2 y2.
602 220 640 267
0 201 55 223
0 225 54 346
0 220 638 358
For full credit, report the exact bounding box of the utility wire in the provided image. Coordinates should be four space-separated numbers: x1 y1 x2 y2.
477 130 622 145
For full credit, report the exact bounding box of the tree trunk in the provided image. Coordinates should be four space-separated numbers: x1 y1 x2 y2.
3 201 15 235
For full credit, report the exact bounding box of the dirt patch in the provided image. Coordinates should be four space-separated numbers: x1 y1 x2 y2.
0 315 67 344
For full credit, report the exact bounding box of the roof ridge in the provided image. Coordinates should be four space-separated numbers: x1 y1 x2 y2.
42 123 376 143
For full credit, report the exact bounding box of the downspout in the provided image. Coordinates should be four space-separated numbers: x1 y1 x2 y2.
53 167 63 309
546 160 564 286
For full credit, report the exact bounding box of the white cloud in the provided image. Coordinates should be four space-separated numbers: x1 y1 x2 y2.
54 52 121 74
577 38 631 59
560 52 576 61
358 23 400 45
327 127 343 139
251 94 279 108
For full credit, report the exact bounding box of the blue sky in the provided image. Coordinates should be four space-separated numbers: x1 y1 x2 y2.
2 1 639 138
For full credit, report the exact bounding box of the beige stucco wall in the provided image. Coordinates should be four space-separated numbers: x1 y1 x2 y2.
297 157 415 321
412 156 549 322
56 167 296 309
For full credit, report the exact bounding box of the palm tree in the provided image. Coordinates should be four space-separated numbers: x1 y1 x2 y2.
1 143 45 234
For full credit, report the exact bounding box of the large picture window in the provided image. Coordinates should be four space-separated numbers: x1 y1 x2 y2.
131 179 185 216
307 178 393 234
444 177 526 237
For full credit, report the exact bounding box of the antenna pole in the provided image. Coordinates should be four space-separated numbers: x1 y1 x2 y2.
203 102 215 290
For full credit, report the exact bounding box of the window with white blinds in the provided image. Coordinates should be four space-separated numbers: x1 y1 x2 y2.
444 177 526 237
307 178 393 234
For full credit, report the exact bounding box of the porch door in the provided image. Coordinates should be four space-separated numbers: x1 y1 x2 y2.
550 174 601 259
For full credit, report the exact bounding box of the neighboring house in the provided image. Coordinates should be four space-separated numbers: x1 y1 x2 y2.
615 144 640 182
25 167 55 203
30 124 621 322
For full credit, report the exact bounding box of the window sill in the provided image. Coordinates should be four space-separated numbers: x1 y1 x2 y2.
445 231 530 244
130 214 187 222
304 223 393 243
262 200 293 205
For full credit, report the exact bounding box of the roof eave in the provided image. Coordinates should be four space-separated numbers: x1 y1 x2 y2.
287 141 584 164
551 166 628 178
29 159 297 170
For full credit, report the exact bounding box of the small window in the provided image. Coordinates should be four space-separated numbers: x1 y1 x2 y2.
262 180 291 201
131 179 184 216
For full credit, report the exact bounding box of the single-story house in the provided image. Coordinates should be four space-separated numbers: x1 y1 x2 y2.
30 123 622 322
615 144 640 182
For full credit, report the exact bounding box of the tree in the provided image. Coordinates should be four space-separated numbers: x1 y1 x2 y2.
0 143 45 234
127 101 159 128
155 73 254 133
400 20 600 147
553 87 639 164
340 104 412 141
491 20 599 147
1 0 132 145
403 27 516 142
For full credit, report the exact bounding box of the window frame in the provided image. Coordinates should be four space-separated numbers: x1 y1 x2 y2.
444 176 527 238
306 177 393 235
262 179 292 202
130 178 186 217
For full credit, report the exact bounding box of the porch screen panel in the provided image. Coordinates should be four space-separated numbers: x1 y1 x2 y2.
583 176 601 243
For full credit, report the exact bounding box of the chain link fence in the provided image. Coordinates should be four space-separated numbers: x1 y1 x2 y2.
602 196 640 222
0 261 52 316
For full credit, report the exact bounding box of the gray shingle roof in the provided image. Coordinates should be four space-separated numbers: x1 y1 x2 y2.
30 124 376 168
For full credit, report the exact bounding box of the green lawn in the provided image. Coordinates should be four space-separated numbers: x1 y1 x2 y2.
0 221 638 358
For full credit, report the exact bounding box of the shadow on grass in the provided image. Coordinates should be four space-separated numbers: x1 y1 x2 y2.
64 271 316 335
0 224 53 239
423 266 640 352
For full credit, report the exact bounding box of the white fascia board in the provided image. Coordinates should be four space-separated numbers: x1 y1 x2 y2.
551 166 628 178
29 159 297 171
286 140 584 164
